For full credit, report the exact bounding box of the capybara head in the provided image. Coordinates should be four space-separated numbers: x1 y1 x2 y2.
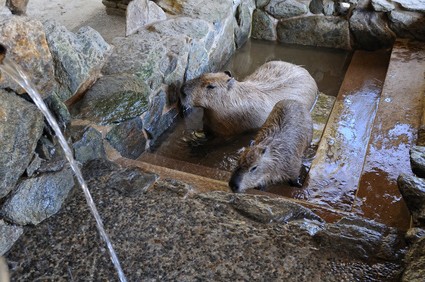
229 143 272 193
180 71 234 112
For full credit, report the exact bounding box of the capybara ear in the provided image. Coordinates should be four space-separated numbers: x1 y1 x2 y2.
224 70 233 77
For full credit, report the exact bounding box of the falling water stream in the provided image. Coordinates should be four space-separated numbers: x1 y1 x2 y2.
0 45 127 282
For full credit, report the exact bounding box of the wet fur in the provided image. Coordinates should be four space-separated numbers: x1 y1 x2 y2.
229 100 313 193
180 61 318 136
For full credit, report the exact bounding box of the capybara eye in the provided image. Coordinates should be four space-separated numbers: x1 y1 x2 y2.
249 166 257 172
206 84 215 89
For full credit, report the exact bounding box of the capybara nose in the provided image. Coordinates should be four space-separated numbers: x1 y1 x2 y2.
229 169 242 193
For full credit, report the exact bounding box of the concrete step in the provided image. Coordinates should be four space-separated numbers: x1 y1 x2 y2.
354 39 425 230
302 49 391 211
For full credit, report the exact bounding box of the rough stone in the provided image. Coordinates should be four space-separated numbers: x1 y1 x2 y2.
398 173 425 225
402 237 425 281
72 74 150 125
44 92 72 128
106 117 146 159
5 167 404 280
1 166 75 225
393 0 425 12
323 0 335 15
126 0 166 36
0 220 23 256
73 127 106 164
389 10 425 41
102 30 189 91
265 0 310 18
6 0 29 15
350 9 396 50
26 153 43 177
277 15 351 49
142 88 166 141
371 0 395 11
251 9 277 41
310 0 324 14
410 146 425 178
43 20 112 102
0 90 44 199
405 227 425 245
0 16 57 99
234 2 252 48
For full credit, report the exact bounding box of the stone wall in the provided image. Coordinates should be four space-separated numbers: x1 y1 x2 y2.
252 0 425 50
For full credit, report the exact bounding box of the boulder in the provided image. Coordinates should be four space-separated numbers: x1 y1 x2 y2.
0 16 57 99
265 0 310 19
72 74 151 125
73 127 106 164
106 117 146 159
389 10 425 41
310 0 324 14
43 20 112 102
0 220 23 256
126 0 167 36
393 0 425 12
251 9 278 41
0 90 44 199
233 2 253 48
277 15 351 49
410 146 425 178
349 9 396 50
1 166 75 225
398 173 425 225
371 0 395 12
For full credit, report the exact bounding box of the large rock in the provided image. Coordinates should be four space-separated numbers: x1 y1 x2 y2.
233 1 253 48
393 0 425 12
102 30 190 91
389 10 425 41
72 74 151 125
106 117 146 159
349 9 396 50
43 20 112 102
371 0 395 12
402 237 425 281
265 0 310 18
398 173 425 225
0 90 44 199
126 0 166 36
251 9 278 40
0 16 57 99
73 127 106 164
1 166 75 225
277 15 351 49
0 220 23 256
410 146 425 178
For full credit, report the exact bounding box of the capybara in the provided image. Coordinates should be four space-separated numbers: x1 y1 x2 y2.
229 99 313 193
180 61 318 136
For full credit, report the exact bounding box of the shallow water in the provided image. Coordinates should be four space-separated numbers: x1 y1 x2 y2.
0 57 127 282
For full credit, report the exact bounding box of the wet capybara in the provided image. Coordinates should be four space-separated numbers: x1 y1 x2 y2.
229 99 313 193
180 61 318 136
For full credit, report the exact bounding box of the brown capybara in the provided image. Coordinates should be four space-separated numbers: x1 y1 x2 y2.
229 99 313 193
180 61 318 136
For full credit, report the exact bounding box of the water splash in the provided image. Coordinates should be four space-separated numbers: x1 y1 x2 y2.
0 56 127 281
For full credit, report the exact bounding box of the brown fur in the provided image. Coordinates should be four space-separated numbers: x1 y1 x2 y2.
229 99 313 193
180 61 318 136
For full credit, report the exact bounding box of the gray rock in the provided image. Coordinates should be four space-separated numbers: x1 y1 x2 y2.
410 146 425 178
106 117 146 159
72 74 150 125
323 0 335 15
257 0 271 7
310 0 324 14
0 220 23 256
43 20 112 102
265 0 310 18
6 0 29 15
126 0 166 36
402 237 425 282
314 217 404 261
251 9 277 41
371 0 395 11
393 0 425 12
349 9 396 50
398 173 425 225
102 30 189 91
73 127 106 164
26 153 43 177
405 227 425 245
142 88 166 141
44 92 72 128
1 166 75 225
0 90 44 199
389 10 425 41
0 16 57 99
277 15 351 49
234 3 252 48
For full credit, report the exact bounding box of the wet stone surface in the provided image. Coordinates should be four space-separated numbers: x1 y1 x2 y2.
5 160 404 281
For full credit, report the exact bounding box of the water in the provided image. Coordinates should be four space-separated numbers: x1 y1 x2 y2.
0 57 127 282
